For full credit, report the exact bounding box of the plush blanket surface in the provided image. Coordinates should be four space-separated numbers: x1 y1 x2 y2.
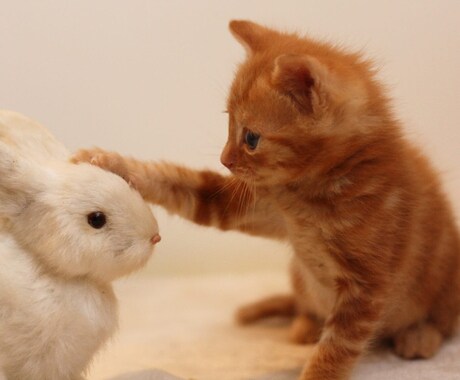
90 273 460 380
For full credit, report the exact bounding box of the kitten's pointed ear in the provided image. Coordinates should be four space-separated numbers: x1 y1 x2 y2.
229 20 273 55
272 54 331 114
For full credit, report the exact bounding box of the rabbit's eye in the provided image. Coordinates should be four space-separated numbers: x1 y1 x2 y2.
87 211 107 229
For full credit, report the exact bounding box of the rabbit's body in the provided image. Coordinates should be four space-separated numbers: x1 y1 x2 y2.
0 232 117 380
0 111 160 379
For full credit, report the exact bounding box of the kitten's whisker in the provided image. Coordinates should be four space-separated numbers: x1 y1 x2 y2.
239 181 249 225
244 183 252 228
224 177 242 219
251 180 257 221
237 180 251 226
212 175 236 197
246 181 255 223
236 180 246 223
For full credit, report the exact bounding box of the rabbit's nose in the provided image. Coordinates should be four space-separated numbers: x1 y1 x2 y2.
151 234 161 245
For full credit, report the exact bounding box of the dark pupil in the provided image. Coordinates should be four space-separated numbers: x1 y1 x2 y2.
87 212 106 229
245 131 260 150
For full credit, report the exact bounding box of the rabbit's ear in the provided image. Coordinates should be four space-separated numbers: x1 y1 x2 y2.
0 141 46 216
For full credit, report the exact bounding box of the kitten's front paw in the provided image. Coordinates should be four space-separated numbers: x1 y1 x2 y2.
394 322 442 359
71 148 136 188
71 147 108 165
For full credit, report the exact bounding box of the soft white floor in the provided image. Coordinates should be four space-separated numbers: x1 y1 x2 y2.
89 273 460 380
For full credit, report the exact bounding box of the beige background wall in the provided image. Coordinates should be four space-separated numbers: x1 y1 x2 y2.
1 0 459 275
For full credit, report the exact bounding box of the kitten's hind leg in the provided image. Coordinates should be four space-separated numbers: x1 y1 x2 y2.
289 314 323 344
393 322 443 359
235 294 296 325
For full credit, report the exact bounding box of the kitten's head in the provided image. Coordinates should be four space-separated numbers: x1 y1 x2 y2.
222 20 390 187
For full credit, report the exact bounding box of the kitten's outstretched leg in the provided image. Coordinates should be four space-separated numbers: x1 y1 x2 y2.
393 322 443 359
235 294 296 324
72 149 287 239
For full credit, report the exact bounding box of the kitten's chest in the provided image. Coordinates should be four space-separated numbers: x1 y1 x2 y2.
288 219 338 286
283 206 340 317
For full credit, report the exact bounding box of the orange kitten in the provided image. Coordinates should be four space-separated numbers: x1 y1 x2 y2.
73 20 460 380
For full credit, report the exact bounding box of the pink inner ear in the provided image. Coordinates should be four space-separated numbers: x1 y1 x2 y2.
273 56 315 113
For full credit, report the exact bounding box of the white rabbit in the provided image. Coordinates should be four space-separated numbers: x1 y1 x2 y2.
0 111 160 380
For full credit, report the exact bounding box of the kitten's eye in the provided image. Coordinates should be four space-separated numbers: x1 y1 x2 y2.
87 211 107 229
244 130 260 150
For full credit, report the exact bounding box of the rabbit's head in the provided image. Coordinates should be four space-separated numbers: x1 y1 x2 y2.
0 142 159 282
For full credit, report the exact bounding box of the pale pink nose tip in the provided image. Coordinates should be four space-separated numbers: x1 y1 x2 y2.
151 234 161 245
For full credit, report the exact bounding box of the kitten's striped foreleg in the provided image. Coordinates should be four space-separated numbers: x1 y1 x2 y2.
300 280 384 380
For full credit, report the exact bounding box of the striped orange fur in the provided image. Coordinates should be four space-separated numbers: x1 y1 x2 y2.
73 20 460 380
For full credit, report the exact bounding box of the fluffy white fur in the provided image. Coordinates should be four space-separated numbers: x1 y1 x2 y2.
0 111 160 380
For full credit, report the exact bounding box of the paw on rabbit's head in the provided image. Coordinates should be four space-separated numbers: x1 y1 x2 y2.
0 142 160 282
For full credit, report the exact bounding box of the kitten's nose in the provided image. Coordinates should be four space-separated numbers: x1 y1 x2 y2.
150 234 161 245
221 157 234 169
220 148 235 170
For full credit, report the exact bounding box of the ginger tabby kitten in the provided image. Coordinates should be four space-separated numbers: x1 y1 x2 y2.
73 20 460 380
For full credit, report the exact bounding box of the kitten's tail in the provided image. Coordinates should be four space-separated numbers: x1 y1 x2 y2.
235 294 296 325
